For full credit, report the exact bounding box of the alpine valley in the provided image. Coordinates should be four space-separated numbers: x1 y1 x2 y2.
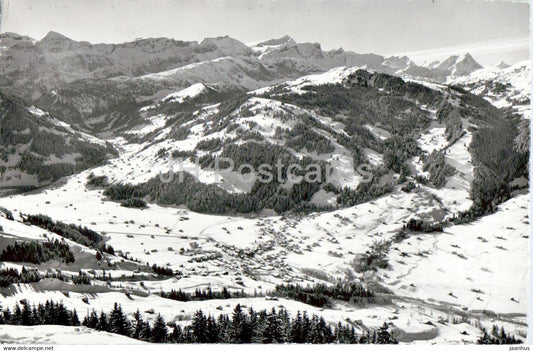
0 32 529 344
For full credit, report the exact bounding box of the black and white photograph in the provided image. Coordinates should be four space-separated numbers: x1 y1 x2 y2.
0 0 530 346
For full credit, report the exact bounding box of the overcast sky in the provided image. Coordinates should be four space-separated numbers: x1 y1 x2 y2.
0 0 529 65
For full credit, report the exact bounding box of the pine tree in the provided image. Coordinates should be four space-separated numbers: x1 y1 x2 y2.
21 302 32 325
376 322 397 344
151 314 168 343
97 311 109 332
140 320 152 341
83 310 99 329
248 307 262 343
70 309 80 326
217 314 230 342
109 303 131 336
191 310 208 343
229 304 251 343
12 304 22 325
261 308 285 343
170 324 184 343
206 315 220 343
289 311 304 343
31 304 42 325
131 309 144 339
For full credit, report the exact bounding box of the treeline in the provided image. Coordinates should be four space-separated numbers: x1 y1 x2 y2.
336 168 393 207
86 173 109 187
0 266 71 288
0 300 80 326
151 264 174 276
403 218 444 233
21 213 114 253
72 271 92 285
101 158 330 215
0 239 74 264
0 207 14 220
4 300 523 344
120 197 147 208
0 267 41 288
0 298 397 344
351 241 391 273
159 287 250 302
448 96 527 217
0 266 136 288
477 325 523 344
160 283 379 309
81 303 397 344
284 123 335 154
422 150 455 188
273 282 375 308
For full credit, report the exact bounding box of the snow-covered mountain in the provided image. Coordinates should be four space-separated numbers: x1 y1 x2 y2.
426 53 483 77
449 60 530 117
0 32 493 138
0 32 483 99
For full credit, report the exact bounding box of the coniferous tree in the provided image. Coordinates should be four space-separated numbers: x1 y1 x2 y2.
97 311 109 332
261 308 285 343
83 310 99 329
217 314 230 342
139 320 152 341
21 302 32 325
229 304 251 343
70 309 80 326
151 314 168 343
170 324 184 343
206 316 220 343
131 309 144 339
289 311 304 343
248 307 262 343
191 310 208 343
12 304 22 325
109 303 131 336
376 322 397 344
0 300 402 344
2 308 12 324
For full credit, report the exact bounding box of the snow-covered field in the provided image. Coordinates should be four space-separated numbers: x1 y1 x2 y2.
0 166 528 343
449 61 531 119
0 325 146 344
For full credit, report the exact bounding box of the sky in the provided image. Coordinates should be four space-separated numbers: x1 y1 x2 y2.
0 0 529 65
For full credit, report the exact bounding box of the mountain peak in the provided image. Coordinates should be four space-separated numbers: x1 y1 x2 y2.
454 53 483 74
384 55 413 70
496 61 510 69
41 31 71 42
256 35 296 47
434 53 482 76
458 53 481 65
200 36 251 56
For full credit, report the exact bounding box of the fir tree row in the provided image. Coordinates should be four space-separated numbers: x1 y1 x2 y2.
0 299 398 344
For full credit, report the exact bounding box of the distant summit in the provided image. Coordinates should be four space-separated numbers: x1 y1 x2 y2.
496 61 511 69
40 31 72 42
434 53 483 76
255 35 296 47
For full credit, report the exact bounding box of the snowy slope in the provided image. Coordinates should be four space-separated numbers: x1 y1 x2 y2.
0 325 145 344
449 60 530 118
